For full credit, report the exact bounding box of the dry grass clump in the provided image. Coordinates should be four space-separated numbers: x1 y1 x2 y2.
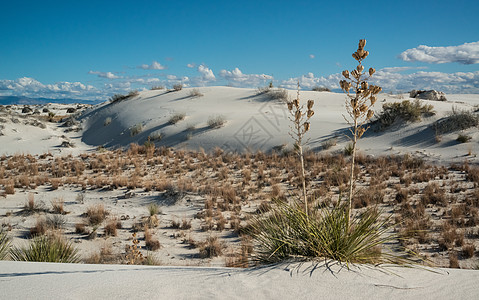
104 219 122 237
199 236 223 258
86 204 108 226
189 88 203 97
173 84 183 91
144 228 161 251
51 197 66 214
110 90 139 103
168 112 186 125
207 115 226 129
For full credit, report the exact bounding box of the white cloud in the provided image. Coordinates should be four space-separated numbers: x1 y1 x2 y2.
309 54 315 59
371 69 479 93
279 72 342 90
399 41 479 64
88 71 120 79
138 61 167 70
219 68 273 87
197 65 216 81
0 77 100 100
187 63 196 68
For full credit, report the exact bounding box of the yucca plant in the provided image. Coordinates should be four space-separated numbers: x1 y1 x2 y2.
248 199 409 265
339 39 382 225
10 235 80 263
0 229 10 260
287 83 315 216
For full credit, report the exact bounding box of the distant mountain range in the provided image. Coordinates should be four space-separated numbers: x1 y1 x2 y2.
0 96 104 105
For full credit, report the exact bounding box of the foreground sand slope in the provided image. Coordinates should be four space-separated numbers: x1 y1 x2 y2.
1 261 478 299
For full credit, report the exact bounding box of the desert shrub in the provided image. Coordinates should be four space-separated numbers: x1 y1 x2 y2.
104 117 112 126
312 86 331 92
207 115 226 129
344 143 354 156
169 112 186 125
0 229 10 260
376 100 435 129
199 236 223 258
51 198 65 214
10 235 79 263
449 252 460 268
189 88 203 97
75 222 88 234
46 214 66 230
433 109 478 135
151 85 165 90
104 219 121 236
110 90 139 103
266 88 288 102
130 123 143 136
248 200 407 265
173 84 183 91
5 181 15 195
86 204 108 225
457 134 472 143
30 218 47 236
321 138 337 150
144 228 160 251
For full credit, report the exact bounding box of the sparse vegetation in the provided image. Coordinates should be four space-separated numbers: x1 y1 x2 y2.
173 84 183 91
375 100 435 129
169 112 186 125
189 88 203 97
207 115 226 129
457 134 472 143
110 90 139 103
433 108 479 135
0 228 10 260
10 235 80 263
312 86 331 92
130 123 143 136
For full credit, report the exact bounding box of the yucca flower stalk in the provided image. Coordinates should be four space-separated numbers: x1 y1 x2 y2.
340 39 382 226
287 82 315 216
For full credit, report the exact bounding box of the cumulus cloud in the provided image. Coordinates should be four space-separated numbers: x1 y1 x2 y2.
88 71 120 79
279 72 342 90
138 61 167 70
219 68 273 87
197 65 216 81
371 69 479 93
0 77 100 100
399 41 479 64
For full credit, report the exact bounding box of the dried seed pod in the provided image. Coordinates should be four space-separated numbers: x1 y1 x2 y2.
346 82 352 91
307 110 314 118
287 102 293 111
357 49 365 57
369 68 375 76
295 110 301 121
351 70 359 78
357 65 364 72
352 52 360 61
351 98 358 108
363 89 371 98
358 127 365 138
304 122 310 132
360 104 368 112
361 51 369 59
293 98 299 108
342 70 350 79
361 82 368 90
367 110 374 120
307 100 314 110
359 39 366 50
370 95 377 105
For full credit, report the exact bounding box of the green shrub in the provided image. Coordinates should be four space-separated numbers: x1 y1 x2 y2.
312 86 331 92
0 229 10 260
10 235 80 263
376 100 435 129
433 109 479 135
344 143 354 156
457 134 472 143
248 200 408 265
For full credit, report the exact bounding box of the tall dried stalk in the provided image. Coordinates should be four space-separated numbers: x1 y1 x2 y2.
339 39 382 225
287 83 315 216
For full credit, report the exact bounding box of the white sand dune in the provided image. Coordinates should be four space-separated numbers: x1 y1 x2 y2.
78 87 479 164
1 261 478 299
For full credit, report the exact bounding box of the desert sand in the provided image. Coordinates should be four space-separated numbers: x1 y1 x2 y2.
1 87 479 298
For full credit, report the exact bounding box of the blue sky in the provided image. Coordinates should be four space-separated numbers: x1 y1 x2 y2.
1 0 478 100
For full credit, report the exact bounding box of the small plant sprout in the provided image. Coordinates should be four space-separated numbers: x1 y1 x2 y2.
287 82 315 216
340 39 382 225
